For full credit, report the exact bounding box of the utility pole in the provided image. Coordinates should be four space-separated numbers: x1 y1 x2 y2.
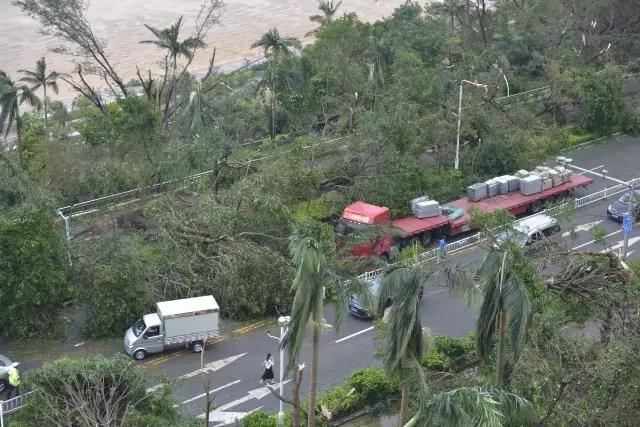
267 315 290 427
455 80 488 170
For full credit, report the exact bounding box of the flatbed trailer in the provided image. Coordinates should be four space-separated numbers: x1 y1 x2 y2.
337 173 593 259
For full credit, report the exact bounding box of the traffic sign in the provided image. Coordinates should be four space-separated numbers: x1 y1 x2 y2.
622 214 633 235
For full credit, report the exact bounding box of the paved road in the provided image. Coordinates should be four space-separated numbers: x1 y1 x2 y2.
131 135 640 425
6 135 640 425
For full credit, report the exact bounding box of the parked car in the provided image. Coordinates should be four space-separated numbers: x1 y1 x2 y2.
348 277 424 319
607 191 640 222
0 354 18 393
496 214 561 248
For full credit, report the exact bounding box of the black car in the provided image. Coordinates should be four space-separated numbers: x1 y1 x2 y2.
348 277 424 319
607 191 640 222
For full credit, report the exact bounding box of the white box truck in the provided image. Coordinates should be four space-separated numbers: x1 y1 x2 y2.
124 295 220 360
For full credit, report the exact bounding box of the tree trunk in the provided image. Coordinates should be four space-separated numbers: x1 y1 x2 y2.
292 365 303 427
16 110 23 166
496 309 507 382
307 324 320 427
399 383 409 426
271 53 277 140
43 85 49 140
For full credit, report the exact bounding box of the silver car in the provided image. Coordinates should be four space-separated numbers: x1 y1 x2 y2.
0 354 18 393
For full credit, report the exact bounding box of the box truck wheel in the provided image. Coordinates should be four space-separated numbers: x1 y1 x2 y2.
133 349 147 360
191 341 204 353
0 379 7 393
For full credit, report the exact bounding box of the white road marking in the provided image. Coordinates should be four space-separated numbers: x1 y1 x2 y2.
572 229 623 250
601 236 640 252
146 353 246 393
561 220 604 238
199 380 291 425
73 342 85 347
335 326 375 344
174 380 241 407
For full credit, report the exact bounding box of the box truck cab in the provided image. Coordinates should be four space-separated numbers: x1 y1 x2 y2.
124 295 220 360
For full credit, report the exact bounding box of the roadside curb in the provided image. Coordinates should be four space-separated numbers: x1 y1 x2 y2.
562 132 622 152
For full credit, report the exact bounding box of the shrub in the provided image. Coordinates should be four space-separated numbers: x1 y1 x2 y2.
317 368 398 419
243 411 278 427
422 334 477 371
13 356 190 426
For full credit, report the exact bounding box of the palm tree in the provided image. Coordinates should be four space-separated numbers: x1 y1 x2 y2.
141 17 205 108
19 57 58 139
404 386 534 427
306 0 342 36
0 71 41 165
377 265 427 426
251 29 301 139
282 228 371 427
449 246 532 383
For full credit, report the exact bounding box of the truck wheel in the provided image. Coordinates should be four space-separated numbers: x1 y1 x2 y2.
0 379 6 393
191 341 204 353
421 231 432 246
133 349 147 361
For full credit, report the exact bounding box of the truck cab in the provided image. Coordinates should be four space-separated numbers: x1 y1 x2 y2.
335 201 395 260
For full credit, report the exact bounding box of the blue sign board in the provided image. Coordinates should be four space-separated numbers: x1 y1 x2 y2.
622 214 633 235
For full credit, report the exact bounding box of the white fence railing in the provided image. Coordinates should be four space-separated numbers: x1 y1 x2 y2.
356 178 640 283
0 391 35 426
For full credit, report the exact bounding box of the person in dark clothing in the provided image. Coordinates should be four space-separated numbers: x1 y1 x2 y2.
260 353 275 384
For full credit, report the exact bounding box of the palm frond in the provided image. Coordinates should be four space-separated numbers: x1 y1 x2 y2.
501 273 531 360
440 265 482 306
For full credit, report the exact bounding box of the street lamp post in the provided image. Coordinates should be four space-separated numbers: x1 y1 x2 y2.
455 79 488 170
267 315 290 427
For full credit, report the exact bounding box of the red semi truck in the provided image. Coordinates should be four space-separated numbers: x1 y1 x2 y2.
335 173 593 260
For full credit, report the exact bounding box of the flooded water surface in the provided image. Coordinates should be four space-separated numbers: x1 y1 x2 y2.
1 0 406 101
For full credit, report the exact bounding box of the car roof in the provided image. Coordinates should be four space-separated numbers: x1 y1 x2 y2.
514 214 557 234
0 354 12 366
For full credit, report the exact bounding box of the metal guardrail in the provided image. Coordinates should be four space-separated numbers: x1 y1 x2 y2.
58 170 215 218
0 391 35 426
356 178 640 283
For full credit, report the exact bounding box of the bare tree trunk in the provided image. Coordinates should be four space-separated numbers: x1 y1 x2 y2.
16 111 23 166
307 325 320 427
293 365 304 427
399 384 409 426
43 84 49 140
496 309 507 382
271 52 278 140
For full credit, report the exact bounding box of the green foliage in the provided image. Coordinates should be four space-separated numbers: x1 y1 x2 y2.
422 334 476 371
473 140 520 177
75 233 155 338
0 162 70 338
318 368 398 419
0 206 70 338
243 411 278 427
580 70 625 134
12 355 194 426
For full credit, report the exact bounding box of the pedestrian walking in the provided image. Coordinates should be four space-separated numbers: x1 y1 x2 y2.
260 353 275 384
438 237 447 260
7 362 20 398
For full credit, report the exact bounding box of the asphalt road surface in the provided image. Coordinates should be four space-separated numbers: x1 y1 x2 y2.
7 135 640 426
